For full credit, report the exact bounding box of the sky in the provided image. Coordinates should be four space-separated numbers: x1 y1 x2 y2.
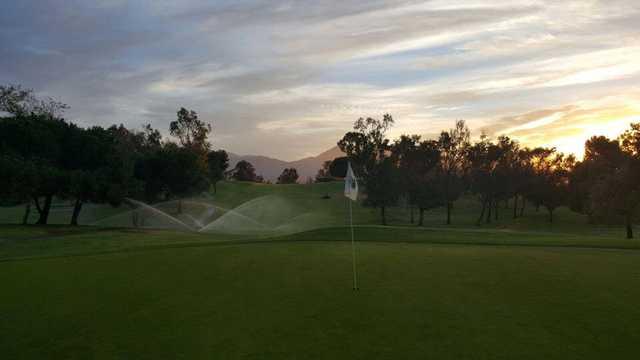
1 0 640 160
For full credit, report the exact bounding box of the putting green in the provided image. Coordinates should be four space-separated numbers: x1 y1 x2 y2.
2 227 640 359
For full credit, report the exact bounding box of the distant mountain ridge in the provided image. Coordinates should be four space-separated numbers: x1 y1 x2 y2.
227 146 345 182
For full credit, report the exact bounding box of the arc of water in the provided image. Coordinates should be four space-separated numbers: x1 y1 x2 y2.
148 199 215 229
124 198 196 232
197 210 268 232
183 213 205 229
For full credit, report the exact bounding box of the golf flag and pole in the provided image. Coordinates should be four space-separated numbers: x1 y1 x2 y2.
344 162 359 290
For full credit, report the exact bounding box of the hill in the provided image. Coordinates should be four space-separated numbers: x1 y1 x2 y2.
227 146 344 182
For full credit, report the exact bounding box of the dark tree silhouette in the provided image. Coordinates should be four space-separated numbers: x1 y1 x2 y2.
528 150 574 223
170 107 211 157
467 135 519 224
569 128 640 238
231 160 258 182
437 120 470 225
329 157 348 178
277 168 299 184
339 115 396 225
589 157 640 238
0 84 68 119
315 160 333 182
338 114 394 181
160 143 210 213
392 136 442 226
365 157 401 225
207 150 229 193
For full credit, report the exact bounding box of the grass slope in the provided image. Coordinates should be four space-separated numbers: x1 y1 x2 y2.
0 180 631 238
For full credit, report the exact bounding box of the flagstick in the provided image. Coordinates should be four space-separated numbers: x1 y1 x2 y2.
349 199 358 290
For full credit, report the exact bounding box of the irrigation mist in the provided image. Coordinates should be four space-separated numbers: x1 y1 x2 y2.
89 194 332 236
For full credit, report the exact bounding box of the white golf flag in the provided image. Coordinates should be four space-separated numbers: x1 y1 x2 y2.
344 162 358 201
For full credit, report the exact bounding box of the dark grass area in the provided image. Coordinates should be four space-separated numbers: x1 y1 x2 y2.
1 237 640 359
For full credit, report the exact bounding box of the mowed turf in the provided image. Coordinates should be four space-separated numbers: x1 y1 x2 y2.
1 181 639 358
2 226 640 359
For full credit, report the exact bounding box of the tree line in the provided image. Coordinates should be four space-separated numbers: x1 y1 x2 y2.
337 115 640 238
0 85 309 225
3 84 640 237
0 85 231 225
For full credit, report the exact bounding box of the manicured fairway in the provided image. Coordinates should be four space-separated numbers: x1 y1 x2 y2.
2 227 640 359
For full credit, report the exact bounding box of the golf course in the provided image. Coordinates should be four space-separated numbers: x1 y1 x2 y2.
2 181 639 359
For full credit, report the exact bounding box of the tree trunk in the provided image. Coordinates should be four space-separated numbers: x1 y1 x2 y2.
513 195 518 219
626 214 633 239
70 199 83 226
177 199 183 214
446 202 452 225
381 206 387 226
419 208 425 226
520 198 526 217
494 200 499 221
213 181 217 194
22 202 31 225
477 199 487 225
548 208 554 223
485 199 492 224
35 195 52 225
410 205 414 224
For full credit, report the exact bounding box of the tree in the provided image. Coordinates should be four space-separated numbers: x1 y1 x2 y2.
0 112 73 224
437 120 470 225
162 143 209 213
329 157 349 178
339 115 397 225
365 157 401 225
467 135 519 224
67 170 100 225
467 135 498 224
207 150 229 193
567 127 640 238
231 160 257 182
170 107 211 157
512 147 536 218
620 123 640 156
391 138 442 226
0 155 41 224
569 136 623 222
589 156 640 238
1 84 68 119
133 125 171 203
391 135 421 223
527 149 574 223
315 160 333 182
338 114 394 180
277 168 299 184
61 125 123 225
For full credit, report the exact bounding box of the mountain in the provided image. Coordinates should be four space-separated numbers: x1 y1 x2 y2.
227 146 345 182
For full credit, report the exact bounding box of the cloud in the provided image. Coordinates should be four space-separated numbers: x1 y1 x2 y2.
0 0 639 160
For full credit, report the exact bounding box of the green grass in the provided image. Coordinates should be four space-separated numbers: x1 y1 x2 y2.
1 228 640 359
2 181 640 358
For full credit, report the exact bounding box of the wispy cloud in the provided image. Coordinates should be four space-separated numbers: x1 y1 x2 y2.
1 0 639 160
